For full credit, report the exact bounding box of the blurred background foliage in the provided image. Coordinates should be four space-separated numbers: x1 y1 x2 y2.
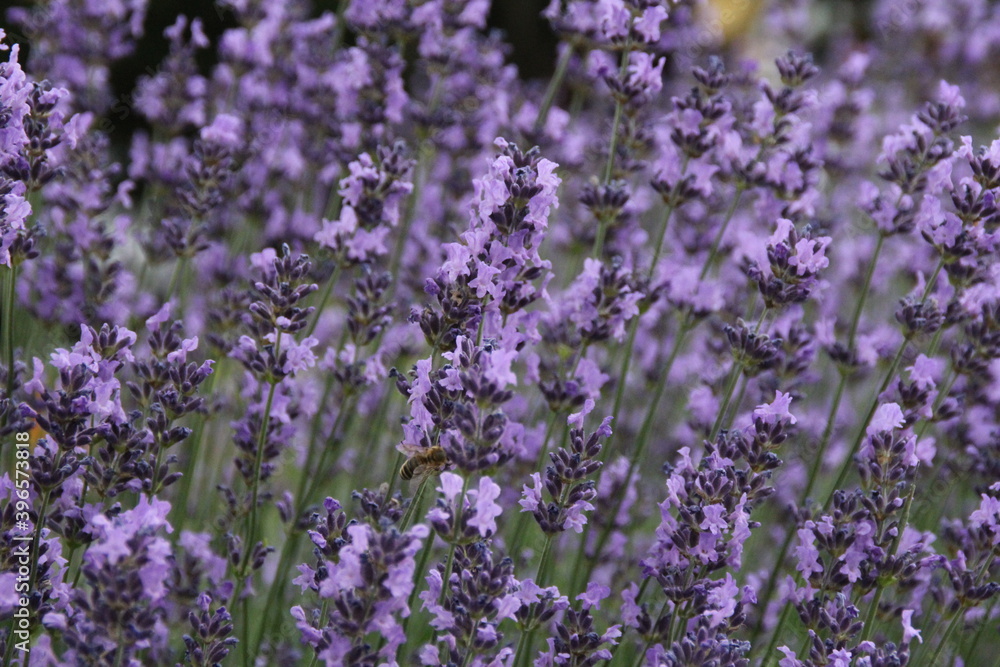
0 0 880 149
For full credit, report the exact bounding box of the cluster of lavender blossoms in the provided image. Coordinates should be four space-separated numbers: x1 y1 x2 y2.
2 0 1000 665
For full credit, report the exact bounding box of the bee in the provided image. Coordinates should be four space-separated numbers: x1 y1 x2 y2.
399 445 449 482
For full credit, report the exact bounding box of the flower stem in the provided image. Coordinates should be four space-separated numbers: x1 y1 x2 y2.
253 395 356 654
860 584 884 642
699 187 745 281
647 161 689 280
593 43 632 258
602 46 631 185
818 254 945 510
928 610 963 667
753 233 889 647
305 599 330 667
578 319 691 589
3 265 16 406
709 361 743 442
398 530 437 660
510 404 565 558
534 45 574 133
859 368 958 642
607 186 687 434
534 534 555 587
592 212 612 259
295 375 338 506
965 597 998 662
387 139 435 297
760 598 795 665
298 398 354 516
749 370 846 645
242 367 280 575
174 360 223 532
515 534 556 667
166 255 188 304
305 263 340 338
610 313 641 426
437 474 472 606
847 234 885 345
512 625 533 667
822 336 909 510
399 476 431 533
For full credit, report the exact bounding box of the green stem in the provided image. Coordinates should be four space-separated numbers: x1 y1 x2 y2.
927 611 963 667
605 579 653 667
858 369 960 643
860 585 884 642
578 319 691 587
437 475 473 606
593 43 632 258
847 234 885 346
1 621 16 667
749 371 846 646
510 405 567 558
242 370 279 575
601 47 630 185
399 476 431 533
254 530 303 656
295 375 339 508
534 45 574 132
70 545 89 588
297 398 353 516
512 626 533 667
803 371 847 502
823 248 944 510
667 567 703 645
387 141 434 296
648 170 688 279
610 314 641 428
761 599 795 666
592 213 612 260
3 265 16 405
233 392 276 657
166 255 188 304
606 176 688 439
699 187 745 281
380 452 405 512
305 264 340 338
459 646 476 667
822 335 910 511
330 0 350 52
516 534 556 667
965 597 998 662
398 531 436 660
630 641 652 667
305 600 330 667
112 641 125 667
753 235 890 648
532 411 562 474
724 374 749 428
534 534 555 587
174 360 223 531
709 361 743 442
253 396 355 656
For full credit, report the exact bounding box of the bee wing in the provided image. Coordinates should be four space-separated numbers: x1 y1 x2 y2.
397 442 425 457
409 460 447 485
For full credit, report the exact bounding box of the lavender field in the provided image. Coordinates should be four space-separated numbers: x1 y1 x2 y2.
1 0 999 665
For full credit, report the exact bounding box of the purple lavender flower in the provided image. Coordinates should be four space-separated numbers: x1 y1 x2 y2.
293 497 431 664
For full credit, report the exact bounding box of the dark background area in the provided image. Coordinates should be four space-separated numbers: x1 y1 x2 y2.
0 0 559 139
0 0 888 144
